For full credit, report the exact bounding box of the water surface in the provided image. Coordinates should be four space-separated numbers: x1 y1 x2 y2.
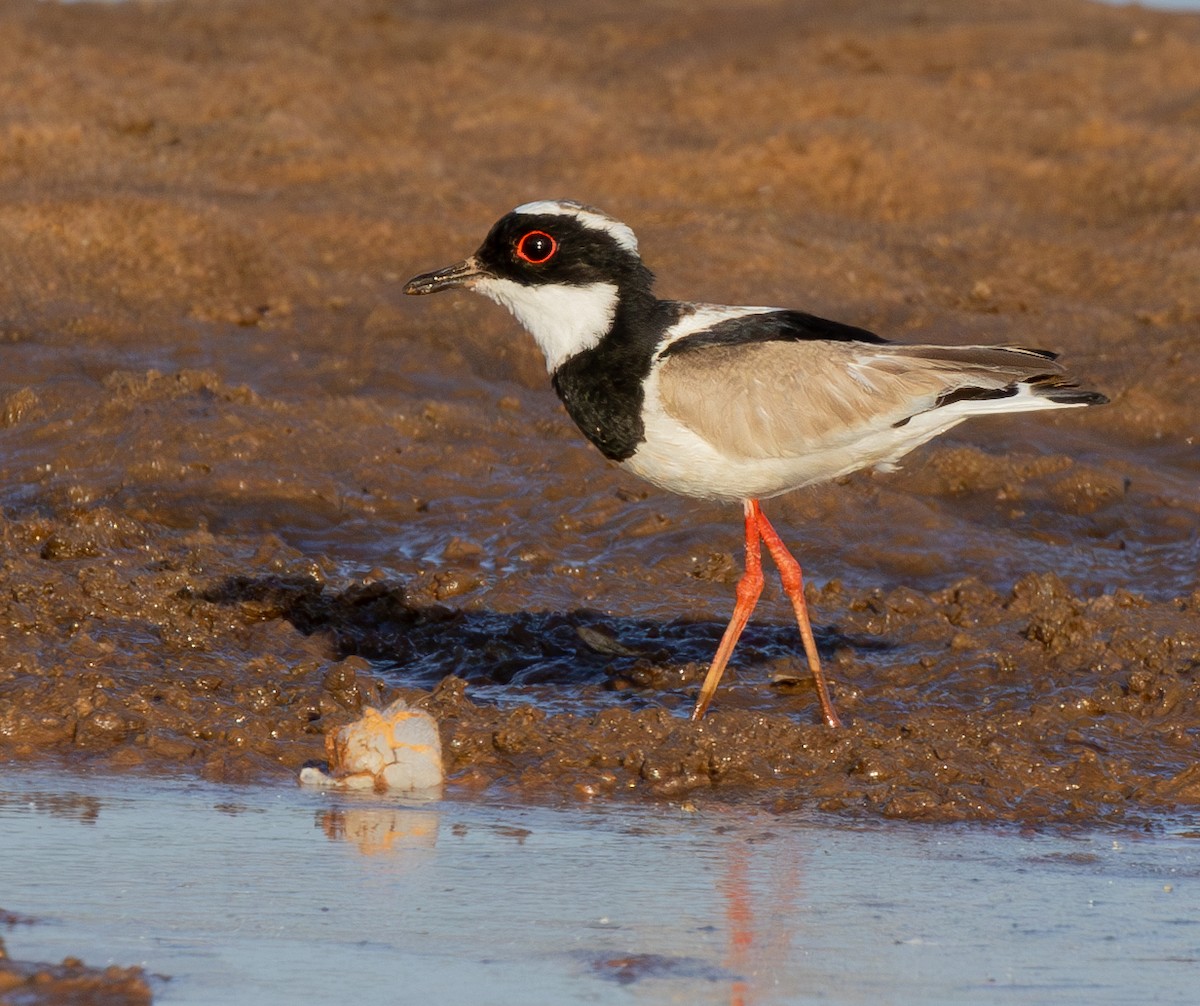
3 768 1198 1004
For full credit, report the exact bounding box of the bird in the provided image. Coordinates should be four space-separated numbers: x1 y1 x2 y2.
404 200 1107 727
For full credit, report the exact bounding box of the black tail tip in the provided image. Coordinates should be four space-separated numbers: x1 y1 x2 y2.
1047 389 1109 407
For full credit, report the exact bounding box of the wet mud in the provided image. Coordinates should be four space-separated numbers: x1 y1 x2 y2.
1 903 151 1006
0 945 152 1006
0 0 1198 826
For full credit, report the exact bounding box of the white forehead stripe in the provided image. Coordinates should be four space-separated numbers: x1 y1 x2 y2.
513 200 639 255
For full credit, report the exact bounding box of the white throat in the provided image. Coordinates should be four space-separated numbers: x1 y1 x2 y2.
474 276 619 372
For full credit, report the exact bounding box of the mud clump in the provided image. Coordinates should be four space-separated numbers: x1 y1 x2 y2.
0 0 1198 827
0 959 151 1006
0 926 152 1006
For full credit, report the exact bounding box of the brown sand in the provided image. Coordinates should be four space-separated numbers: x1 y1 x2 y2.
0 0 1198 828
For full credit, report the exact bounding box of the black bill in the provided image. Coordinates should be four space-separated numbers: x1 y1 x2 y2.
403 257 487 295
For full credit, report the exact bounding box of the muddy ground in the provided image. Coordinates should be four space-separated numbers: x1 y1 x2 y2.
0 930 151 1006
0 0 1198 835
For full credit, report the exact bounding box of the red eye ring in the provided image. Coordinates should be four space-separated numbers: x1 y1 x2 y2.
515 230 557 264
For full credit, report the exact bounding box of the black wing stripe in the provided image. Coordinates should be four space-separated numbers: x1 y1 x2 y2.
659 309 887 358
933 385 1020 410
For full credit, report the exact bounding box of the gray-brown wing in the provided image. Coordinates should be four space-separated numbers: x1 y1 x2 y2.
655 340 1066 460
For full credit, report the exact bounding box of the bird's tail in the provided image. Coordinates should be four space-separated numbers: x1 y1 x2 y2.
894 344 1109 414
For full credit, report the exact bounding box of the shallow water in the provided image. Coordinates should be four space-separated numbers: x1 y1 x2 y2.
2 767 1199 1005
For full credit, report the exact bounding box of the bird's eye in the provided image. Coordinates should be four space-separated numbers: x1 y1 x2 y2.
515 230 557 264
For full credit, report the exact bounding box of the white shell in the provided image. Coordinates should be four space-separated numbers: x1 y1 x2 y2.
299 698 443 794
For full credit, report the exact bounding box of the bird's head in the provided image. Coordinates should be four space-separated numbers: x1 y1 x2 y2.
404 200 654 371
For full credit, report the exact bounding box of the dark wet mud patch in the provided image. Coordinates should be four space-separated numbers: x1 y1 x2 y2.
192 570 893 704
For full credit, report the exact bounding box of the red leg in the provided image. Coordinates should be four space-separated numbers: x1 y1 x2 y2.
754 506 843 729
691 500 763 722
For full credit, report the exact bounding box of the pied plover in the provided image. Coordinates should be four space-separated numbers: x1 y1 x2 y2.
404 200 1107 727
